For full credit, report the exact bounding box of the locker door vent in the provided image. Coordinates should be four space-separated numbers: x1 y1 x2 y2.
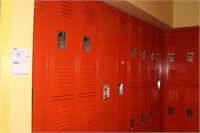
55 108 72 131
81 67 95 88
120 20 128 35
59 1 73 19
186 109 193 118
141 114 144 125
84 6 96 25
130 118 134 129
168 90 178 101
168 107 174 116
81 104 95 125
56 67 72 93
35 0 44 10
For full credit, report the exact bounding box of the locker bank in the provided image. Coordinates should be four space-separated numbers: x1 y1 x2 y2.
0 0 199 132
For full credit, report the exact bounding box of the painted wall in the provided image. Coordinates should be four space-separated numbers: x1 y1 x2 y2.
0 0 34 133
127 0 173 27
173 1 200 28
126 0 199 28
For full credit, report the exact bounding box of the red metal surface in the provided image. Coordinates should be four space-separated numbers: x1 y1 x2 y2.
164 28 199 132
116 11 130 132
32 1 49 132
98 2 117 131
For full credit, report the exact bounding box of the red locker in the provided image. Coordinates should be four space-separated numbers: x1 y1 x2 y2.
116 11 130 132
77 1 99 131
128 17 140 132
98 3 117 132
165 31 183 86
33 1 49 132
182 87 199 132
46 1 79 132
164 31 183 132
147 26 156 132
183 29 199 87
181 28 199 132
164 28 199 132
137 22 150 132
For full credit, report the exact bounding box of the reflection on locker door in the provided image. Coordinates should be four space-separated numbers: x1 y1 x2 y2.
116 11 129 132
77 1 98 131
98 3 117 132
45 1 79 132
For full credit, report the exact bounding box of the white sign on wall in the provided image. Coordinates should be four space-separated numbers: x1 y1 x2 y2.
12 48 30 76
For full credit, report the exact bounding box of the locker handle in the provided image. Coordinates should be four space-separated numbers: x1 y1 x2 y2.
32 89 34 110
157 80 161 89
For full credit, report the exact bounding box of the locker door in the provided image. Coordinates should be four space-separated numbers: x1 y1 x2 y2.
33 1 49 132
77 2 98 131
182 29 199 132
164 31 183 132
183 29 199 86
148 27 156 132
129 18 140 132
182 87 199 131
153 29 163 132
138 22 149 132
116 11 129 132
46 1 79 132
98 3 117 132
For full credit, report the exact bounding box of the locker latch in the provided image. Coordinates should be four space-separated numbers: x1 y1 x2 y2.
168 53 174 63
186 53 194 62
131 48 136 59
130 118 134 129
58 31 67 50
118 83 123 96
141 114 144 125
150 112 153 121
103 84 110 99
142 49 146 60
83 36 91 53
168 107 174 116
151 51 154 61
186 109 193 118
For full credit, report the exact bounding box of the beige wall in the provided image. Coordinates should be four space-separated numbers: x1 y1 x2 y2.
173 1 200 28
0 0 34 132
127 0 174 27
